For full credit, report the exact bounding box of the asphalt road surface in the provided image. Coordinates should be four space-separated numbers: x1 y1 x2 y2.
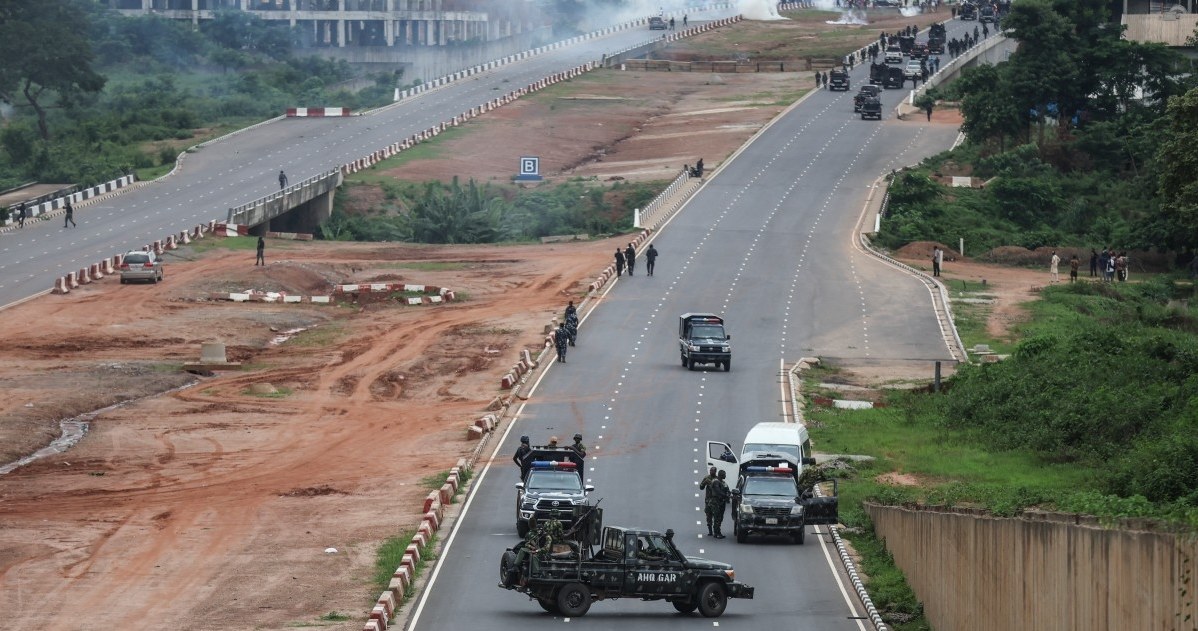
409 18 981 631
0 13 736 310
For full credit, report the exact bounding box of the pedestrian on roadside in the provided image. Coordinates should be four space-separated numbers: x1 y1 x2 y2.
669 16 675 30
932 246 942 276
925 101 934 122
814 71 822 88
554 323 569 362
1069 254 1079 283
1049 251 1061 283
278 170 288 190
16 202 25 228
683 14 687 26
1089 249 1098 277
615 248 625 277
64 200 76 228
256 236 265 266
624 244 636 276
1104 252 1116 283
645 244 658 276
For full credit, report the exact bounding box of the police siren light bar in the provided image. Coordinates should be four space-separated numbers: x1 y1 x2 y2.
531 460 578 470
744 465 793 474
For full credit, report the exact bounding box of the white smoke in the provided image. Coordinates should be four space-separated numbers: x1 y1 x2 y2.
826 10 868 25
899 6 923 16
738 0 787 20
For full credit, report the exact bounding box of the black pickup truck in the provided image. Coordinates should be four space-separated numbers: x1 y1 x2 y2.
516 447 593 537
679 313 731 371
731 455 839 544
500 508 754 617
827 68 850 91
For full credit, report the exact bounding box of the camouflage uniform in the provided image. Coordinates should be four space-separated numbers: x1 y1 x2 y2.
698 467 717 535
709 471 730 538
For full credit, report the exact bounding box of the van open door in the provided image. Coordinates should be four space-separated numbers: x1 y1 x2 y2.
705 440 738 483
802 479 839 526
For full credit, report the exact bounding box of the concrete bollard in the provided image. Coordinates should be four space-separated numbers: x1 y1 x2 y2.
53 275 70 294
68 272 79 289
89 263 103 279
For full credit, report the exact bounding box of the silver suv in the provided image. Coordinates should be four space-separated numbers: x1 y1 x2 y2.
119 251 164 284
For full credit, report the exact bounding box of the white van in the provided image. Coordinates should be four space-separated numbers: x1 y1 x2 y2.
706 422 814 483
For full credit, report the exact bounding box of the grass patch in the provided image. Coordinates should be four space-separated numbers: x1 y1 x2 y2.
347 125 473 177
188 235 260 253
243 386 293 399
285 324 344 348
318 612 351 621
419 472 450 491
371 531 439 598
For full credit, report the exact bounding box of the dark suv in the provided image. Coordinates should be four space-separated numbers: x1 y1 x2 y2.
649 16 667 30
854 85 881 112
827 69 850 91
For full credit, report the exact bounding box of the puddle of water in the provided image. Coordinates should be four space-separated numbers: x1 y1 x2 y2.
269 326 309 346
0 380 199 476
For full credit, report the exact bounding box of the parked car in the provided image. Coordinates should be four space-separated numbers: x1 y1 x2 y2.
119 251 164 284
649 16 667 30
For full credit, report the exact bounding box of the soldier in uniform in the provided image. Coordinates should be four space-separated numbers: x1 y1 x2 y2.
564 300 577 321
710 470 731 538
554 322 569 362
615 248 626 276
513 435 531 472
698 466 718 535
624 243 636 276
565 310 579 347
570 433 587 458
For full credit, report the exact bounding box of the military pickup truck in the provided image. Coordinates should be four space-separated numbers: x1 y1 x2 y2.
881 65 905 89
854 84 881 112
679 313 731 371
516 447 593 537
827 68 850 91
499 507 755 617
730 455 839 544
859 96 882 120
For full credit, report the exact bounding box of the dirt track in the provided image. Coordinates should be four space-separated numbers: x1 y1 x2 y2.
0 11 1008 631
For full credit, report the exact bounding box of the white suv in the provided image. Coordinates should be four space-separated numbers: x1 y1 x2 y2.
119 251 164 284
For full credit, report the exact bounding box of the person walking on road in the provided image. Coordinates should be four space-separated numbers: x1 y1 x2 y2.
699 466 718 535
645 244 658 276
63 201 76 228
624 244 636 276
554 322 569 363
614 248 625 277
256 236 265 266
278 170 288 190
16 202 25 228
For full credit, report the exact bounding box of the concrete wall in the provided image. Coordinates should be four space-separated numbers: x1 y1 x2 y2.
865 503 1198 631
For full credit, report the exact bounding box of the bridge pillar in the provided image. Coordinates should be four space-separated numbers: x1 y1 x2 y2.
270 187 335 235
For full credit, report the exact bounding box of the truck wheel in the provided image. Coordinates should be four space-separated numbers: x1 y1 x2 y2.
517 520 529 538
681 353 687 367
793 527 806 545
500 551 517 587
687 357 695 371
672 599 698 614
696 582 728 618
537 597 559 613
735 525 747 543
723 360 731 372
556 582 592 617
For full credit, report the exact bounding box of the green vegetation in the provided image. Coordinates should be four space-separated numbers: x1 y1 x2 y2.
189 236 266 253
371 532 438 598
0 1 398 193
811 277 1198 527
322 176 664 243
285 324 344 348
318 612 351 622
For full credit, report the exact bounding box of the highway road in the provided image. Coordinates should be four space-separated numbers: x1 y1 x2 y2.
0 12 738 310
410 16 978 631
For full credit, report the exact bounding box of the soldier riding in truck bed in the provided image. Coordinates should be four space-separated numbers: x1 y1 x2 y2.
499 506 755 618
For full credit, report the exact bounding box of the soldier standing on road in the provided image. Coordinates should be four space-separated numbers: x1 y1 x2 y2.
669 16 675 30
814 71 822 88
564 300 577 321
64 200 76 228
624 244 636 276
925 100 934 122
278 170 288 190
699 466 718 535
16 202 25 228
554 323 569 362
513 435 532 471
710 470 730 539
256 236 265 266
615 248 625 276
645 244 658 276
570 434 587 458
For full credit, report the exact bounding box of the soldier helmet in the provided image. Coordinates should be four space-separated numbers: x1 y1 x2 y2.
573 433 582 441
520 435 530 444
717 470 726 479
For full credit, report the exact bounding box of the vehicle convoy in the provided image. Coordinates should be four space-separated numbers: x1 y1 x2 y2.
827 68 851 91
854 84 881 111
706 422 839 544
928 22 947 53
884 46 903 64
979 4 996 22
499 507 755 617
516 447 593 537
679 313 731 371
959 1 977 19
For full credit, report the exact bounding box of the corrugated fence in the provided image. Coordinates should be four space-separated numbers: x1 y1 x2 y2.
865 503 1198 631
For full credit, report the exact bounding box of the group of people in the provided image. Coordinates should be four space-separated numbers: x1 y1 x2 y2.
615 242 659 277
698 466 731 539
554 301 580 362
7 200 77 228
1048 249 1130 284
512 433 588 470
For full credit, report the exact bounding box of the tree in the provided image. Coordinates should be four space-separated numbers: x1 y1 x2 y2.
957 64 1021 150
0 0 106 140
1155 89 1198 249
